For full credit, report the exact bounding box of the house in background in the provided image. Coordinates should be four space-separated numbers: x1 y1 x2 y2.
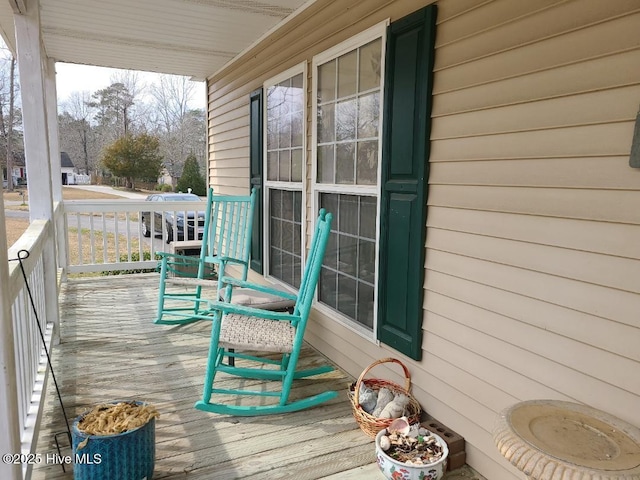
157 167 175 190
206 1 640 479
60 151 75 185
3 152 26 187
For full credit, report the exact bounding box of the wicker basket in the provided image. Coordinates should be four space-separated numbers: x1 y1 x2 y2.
71 401 156 480
348 357 422 438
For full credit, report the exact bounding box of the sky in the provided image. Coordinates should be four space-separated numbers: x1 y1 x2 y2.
1 34 207 110
55 63 207 110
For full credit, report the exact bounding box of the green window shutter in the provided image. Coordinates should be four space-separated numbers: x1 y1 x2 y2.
377 5 437 360
249 88 263 273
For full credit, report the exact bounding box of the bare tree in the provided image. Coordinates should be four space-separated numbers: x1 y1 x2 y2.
0 50 21 191
111 70 144 100
5 56 15 191
110 70 150 132
59 91 96 175
90 82 134 141
149 74 202 187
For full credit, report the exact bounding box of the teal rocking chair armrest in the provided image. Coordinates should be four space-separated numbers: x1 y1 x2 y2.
218 275 298 301
196 255 251 271
156 251 216 279
207 300 301 322
156 251 212 264
156 252 216 273
156 251 186 260
216 256 248 270
217 255 247 263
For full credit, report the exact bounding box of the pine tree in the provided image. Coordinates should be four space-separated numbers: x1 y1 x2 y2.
176 154 206 195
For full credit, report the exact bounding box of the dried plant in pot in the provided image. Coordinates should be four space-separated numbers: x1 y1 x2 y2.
72 401 159 480
375 417 449 480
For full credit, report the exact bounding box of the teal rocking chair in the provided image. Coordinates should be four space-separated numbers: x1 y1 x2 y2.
194 209 337 416
154 187 256 325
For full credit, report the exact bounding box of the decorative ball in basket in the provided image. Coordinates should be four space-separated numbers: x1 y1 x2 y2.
72 401 159 480
348 357 422 438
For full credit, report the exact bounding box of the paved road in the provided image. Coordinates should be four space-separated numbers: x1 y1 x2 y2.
65 185 148 199
4 185 147 213
5 184 147 207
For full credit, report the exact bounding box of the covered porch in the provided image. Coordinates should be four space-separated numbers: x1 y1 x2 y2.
33 274 367 479
30 274 482 479
0 1 346 477
4 1 640 479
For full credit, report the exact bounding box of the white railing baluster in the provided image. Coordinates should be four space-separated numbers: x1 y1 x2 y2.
125 211 132 262
89 214 96 264
75 212 83 265
137 212 144 260
101 213 108 264
114 210 121 262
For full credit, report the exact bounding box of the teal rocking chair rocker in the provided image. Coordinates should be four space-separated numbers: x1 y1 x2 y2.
154 187 256 325
195 209 337 416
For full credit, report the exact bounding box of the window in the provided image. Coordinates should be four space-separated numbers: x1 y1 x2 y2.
249 7 437 360
264 66 305 288
316 38 382 186
318 193 377 328
312 24 386 335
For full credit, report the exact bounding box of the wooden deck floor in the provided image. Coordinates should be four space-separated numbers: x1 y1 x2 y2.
31 274 484 480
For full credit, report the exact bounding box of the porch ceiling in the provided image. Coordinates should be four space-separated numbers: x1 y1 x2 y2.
0 0 313 80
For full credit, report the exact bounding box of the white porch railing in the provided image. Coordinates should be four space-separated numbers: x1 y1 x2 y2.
7 219 55 480
61 199 207 274
3 198 207 479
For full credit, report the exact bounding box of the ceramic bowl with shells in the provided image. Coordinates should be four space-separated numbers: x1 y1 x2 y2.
375 417 449 480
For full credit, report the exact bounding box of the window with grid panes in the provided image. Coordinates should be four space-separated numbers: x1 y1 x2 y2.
314 33 383 333
265 71 304 288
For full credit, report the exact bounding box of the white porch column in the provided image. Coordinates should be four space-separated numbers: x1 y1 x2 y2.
46 58 68 280
14 2 60 339
0 201 22 480
46 58 62 203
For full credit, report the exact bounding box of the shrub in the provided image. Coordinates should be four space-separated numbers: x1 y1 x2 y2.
154 183 173 192
101 251 159 276
101 133 163 190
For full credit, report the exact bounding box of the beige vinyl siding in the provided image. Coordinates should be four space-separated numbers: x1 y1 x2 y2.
430 156 640 189
433 86 640 138
207 0 640 478
423 1 640 478
208 98 250 193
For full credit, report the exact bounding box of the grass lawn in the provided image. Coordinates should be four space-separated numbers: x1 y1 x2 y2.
3 186 143 253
